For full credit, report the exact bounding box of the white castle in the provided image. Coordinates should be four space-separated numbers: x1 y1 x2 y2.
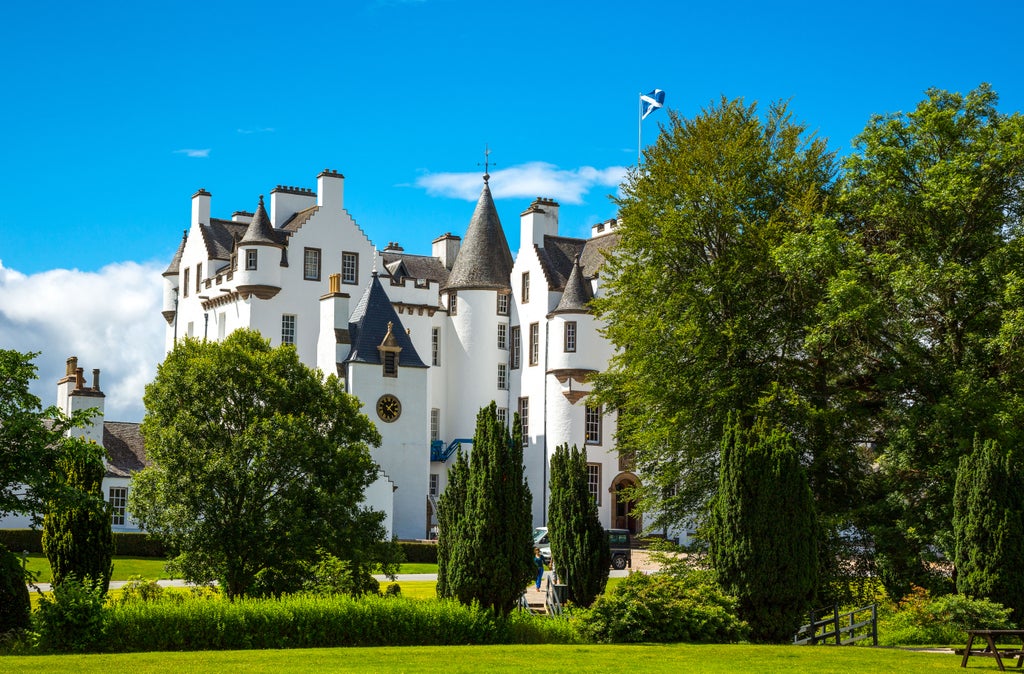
160 168 658 541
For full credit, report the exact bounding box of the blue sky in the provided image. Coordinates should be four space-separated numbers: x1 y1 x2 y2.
1 0 1023 420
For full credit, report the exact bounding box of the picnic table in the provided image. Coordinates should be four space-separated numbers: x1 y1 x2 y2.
960 629 1024 670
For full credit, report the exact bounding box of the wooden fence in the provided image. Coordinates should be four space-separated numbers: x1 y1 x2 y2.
793 604 878 646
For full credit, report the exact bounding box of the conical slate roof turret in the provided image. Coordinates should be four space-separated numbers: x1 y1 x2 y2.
240 196 279 245
551 255 594 314
163 230 188 276
444 181 513 291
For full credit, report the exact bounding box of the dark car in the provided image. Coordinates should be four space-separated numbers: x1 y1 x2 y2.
608 528 632 570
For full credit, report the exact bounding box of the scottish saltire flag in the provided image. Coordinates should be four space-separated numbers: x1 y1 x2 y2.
641 89 666 120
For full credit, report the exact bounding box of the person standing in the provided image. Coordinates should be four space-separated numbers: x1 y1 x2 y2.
533 547 544 591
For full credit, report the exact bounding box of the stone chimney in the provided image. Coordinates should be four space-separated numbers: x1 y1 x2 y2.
520 198 560 249
317 169 345 209
191 189 211 228
432 233 461 271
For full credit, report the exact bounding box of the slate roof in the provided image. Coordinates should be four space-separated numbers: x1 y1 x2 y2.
382 253 449 285
536 232 619 291
551 256 594 314
444 182 513 291
240 196 280 245
103 422 147 478
344 274 427 368
280 205 320 233
163 231 188 277
201 219 247 259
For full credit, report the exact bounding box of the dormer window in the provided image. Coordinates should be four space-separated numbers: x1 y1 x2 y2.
377 321 402 378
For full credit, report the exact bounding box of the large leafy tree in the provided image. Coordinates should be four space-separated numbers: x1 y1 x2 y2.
0 349 89 520
953 437 1024 624
130 330 384 599
840 85 1024 592
437 403 533 615
548 443 609 607
42 435 114 593
709 416 819 643
592 99 854 527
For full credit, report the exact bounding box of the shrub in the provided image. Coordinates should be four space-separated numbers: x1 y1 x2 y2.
398 541 437 564
0 529 43 554
878 586 1015 646
112 533 167 558
34 575 106 652
572 571 748 644
0 543 31 634
116 576 169 604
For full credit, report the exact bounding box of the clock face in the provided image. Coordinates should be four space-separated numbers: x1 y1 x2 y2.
376 394 402 423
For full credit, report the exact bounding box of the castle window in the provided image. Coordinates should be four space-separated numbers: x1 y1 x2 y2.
497 406 507 428
529 323 539 366
341 252 358 284
196 263 202 293
585 404 602 445
497 323 507 350
564 321 577 353
246 249 258 271
497 363 508 390
281 314 296 345
430 408 440 442
383 351 398 377
510 326 521 369
217 312 226 340
497 293 509 315
109 487 127 526
304 248 322 281
521 272 530 303
449 292 458 316
587 464 601 506
518 397 529 446
431 327 440 366
183 268 190 297
429 473 439 497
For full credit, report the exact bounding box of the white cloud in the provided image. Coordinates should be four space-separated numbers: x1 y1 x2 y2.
416 162 628 205
236 128 275 135
174 148 211 158
0 260 165 422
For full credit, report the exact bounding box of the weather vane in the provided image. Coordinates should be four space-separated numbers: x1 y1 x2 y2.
479 144 496 183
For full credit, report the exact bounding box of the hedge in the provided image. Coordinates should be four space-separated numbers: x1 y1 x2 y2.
398 540 437 563
0 530 166 558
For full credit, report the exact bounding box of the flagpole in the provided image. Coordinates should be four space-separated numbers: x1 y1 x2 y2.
638 92 642 167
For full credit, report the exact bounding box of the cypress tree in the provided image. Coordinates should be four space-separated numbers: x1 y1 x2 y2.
436 446 469 599
0 543 30 633
41 436 114 593
548 443 609 607
708 416 818 643
440 403 533 615
954 437 1024 624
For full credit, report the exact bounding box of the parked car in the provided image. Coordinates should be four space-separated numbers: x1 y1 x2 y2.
532 526 632 570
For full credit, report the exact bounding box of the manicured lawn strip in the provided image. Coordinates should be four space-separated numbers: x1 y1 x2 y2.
23 554 172 583
0 644 957 672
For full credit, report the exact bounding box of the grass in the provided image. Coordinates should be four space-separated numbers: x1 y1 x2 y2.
23 554 173 583
0 644 963 672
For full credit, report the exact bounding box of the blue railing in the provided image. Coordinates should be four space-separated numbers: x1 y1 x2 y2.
430 438 474 462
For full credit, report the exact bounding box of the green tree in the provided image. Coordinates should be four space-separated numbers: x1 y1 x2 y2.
592 98 856 532
0 349 88 520
436 445 469 599
548 443 609 607
840 84 1024 593
42 435 114 593
0 543 30 634
708 416 819 643
129 330 385 599
439 403 532 615
953 437 1024 624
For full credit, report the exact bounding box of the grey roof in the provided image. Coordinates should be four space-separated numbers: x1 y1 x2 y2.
444 182 513 291
163 230 188 277
382 253 450 285
579 232 619 276
551 256 594 314
280 205 320 233
201 219 247 259
103 422 147 478
344 273 427 368
240 196 280 245
536 232 619 291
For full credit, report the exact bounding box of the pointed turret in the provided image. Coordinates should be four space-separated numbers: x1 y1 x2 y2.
551 255 594 315
240 196 278 245
345 273 426 368
162 230 187 324
444 181 513 291
235 195 283 300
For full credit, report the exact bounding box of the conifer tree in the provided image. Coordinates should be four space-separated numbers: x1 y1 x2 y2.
0 543 30 633
41 436 114 593
954 437 1024 623
709 416 818 643
436 446 469 599
548 443 609 607
438 403 533 615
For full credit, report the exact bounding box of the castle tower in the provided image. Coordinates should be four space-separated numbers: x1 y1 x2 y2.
234 196 283 300
442 178 514 444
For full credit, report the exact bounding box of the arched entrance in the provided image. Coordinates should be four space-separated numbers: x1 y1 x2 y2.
612 473 642 534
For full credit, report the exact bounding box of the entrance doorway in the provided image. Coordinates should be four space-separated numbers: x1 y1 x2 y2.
612 474 641 534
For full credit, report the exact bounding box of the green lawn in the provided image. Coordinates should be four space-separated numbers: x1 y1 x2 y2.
23 555 173 583
0 644 962 672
